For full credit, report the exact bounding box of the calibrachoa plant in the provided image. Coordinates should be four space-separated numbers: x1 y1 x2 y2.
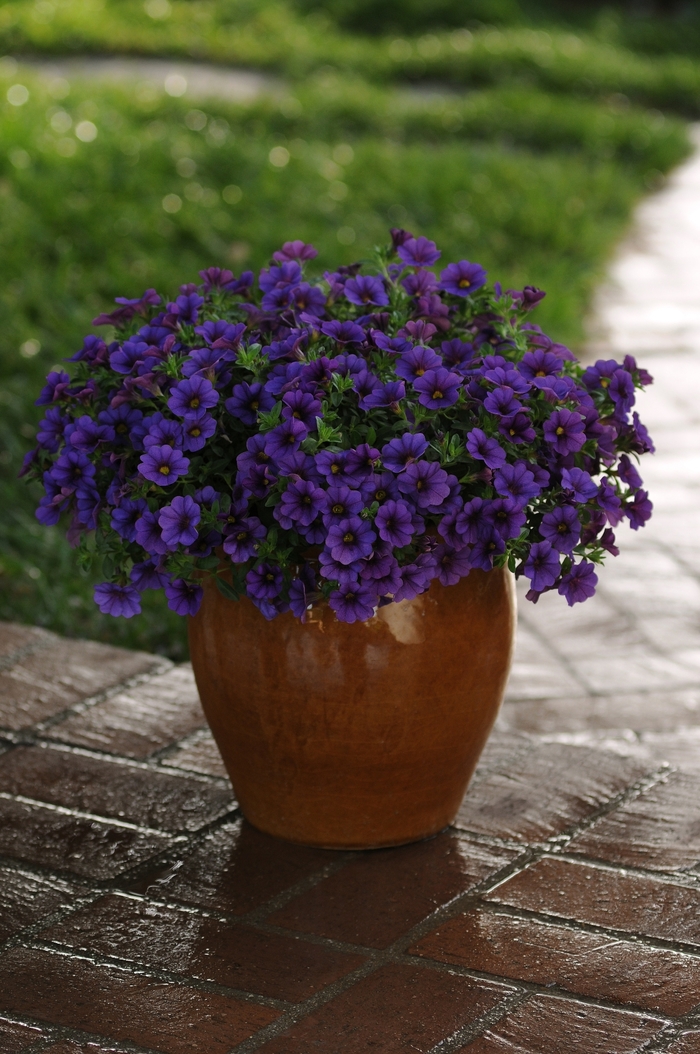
22 230 654 623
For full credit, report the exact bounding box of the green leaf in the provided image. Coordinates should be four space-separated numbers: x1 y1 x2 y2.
216 576 241 601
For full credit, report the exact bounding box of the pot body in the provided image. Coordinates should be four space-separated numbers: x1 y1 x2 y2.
188 567 516 849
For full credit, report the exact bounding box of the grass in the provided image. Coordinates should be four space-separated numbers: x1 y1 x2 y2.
0 2 695 656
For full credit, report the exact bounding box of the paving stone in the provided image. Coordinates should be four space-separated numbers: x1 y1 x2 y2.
667 1034 700 1054
266 834 516 950
411 908 700 1016
0 621 54 662
498 687 700 736
0 864 79 941
133 818 336 915
455 741 649 843
0 638 161 731
258 963 511 1053
163 730 229 780
458 994 663 1053
40 1045 133 1054
0 796 174 880
0 1017 46 1052
43 892 366 1002
568 770 700 871
50 665 206 758
504 624 586 702
0 744 234 833
0 946 279 1052
486 857 700 946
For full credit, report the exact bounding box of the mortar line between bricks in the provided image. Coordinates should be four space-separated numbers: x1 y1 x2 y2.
0 790 191 838
22 939 293 1011
426 988 533 1054
0 632 57 674
4 737 232 787
30 657 173 734
516 607 594 697
595 576 699 671
0 1009 172 1054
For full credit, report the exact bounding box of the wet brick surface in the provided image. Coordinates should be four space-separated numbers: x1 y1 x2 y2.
1 617 700 1051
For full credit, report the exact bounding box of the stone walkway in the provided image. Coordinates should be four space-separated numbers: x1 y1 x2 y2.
2 103 700 1054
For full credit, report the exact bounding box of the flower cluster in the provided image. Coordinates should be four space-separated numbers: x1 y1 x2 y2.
23 231 654 622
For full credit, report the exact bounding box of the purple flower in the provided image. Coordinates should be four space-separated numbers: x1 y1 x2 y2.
543 408 586 455
264 418 308 459
289 570 316 621
326 515 376 565
375 500 415 547
360 472 400 506
246 563 283 600
413 367 462 409
440 339 475 375
158 495 201 548
139 445 190 486
558 560 598 606
329 583 377 623
315 449 349 484
320 319 366 344
291 283 327 316
98 404 143 445
168 292 203 323
222 516 266 562
381 433 428 473
50 449 96 491
466 428 506 470
183 411 216 452
361 381 406 411
276 479 326 528
434 545 473 586
393 558 434 603
395 345 442 382
36 370 71 405
322 485 364 526
135 510 170 555
609 369 635 417
371 332 412 356
484 498 526 541
259 260 302 293
131 559 170 591
493 462 541 506
470 533 506 571
397 236 441 267
439 260 487 297
397 460 450 509
561 467 598 503
143 415 184 451
541 506 580 554
273 240 318 263
94 582 141 618
344 275 389 307
68 415 115 453
617 454 643 489
226 381 276 425
524 541 560 593
110 498 147 543
168 376 219 418
498 412 536 445
626 489 653 530
594 480 624 524
345 444 381 483
319 549 362 586
353 369 381 406
402 269 439 297
518 348 563 382
36 407 69 452
484 386 522 418
282 390 322 429
165 578 203 616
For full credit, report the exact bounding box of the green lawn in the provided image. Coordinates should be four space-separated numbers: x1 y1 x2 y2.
0 1 694 657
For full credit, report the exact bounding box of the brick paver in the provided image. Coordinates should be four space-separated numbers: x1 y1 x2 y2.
3 131 700 1052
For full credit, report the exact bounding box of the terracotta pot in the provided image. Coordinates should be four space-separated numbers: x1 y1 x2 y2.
188 566 516 849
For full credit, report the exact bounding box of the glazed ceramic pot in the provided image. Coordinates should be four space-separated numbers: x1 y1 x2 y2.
188 566 516 849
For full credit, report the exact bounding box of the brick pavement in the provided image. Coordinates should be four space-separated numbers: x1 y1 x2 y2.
3 126 700 1054
1 620 700 1052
